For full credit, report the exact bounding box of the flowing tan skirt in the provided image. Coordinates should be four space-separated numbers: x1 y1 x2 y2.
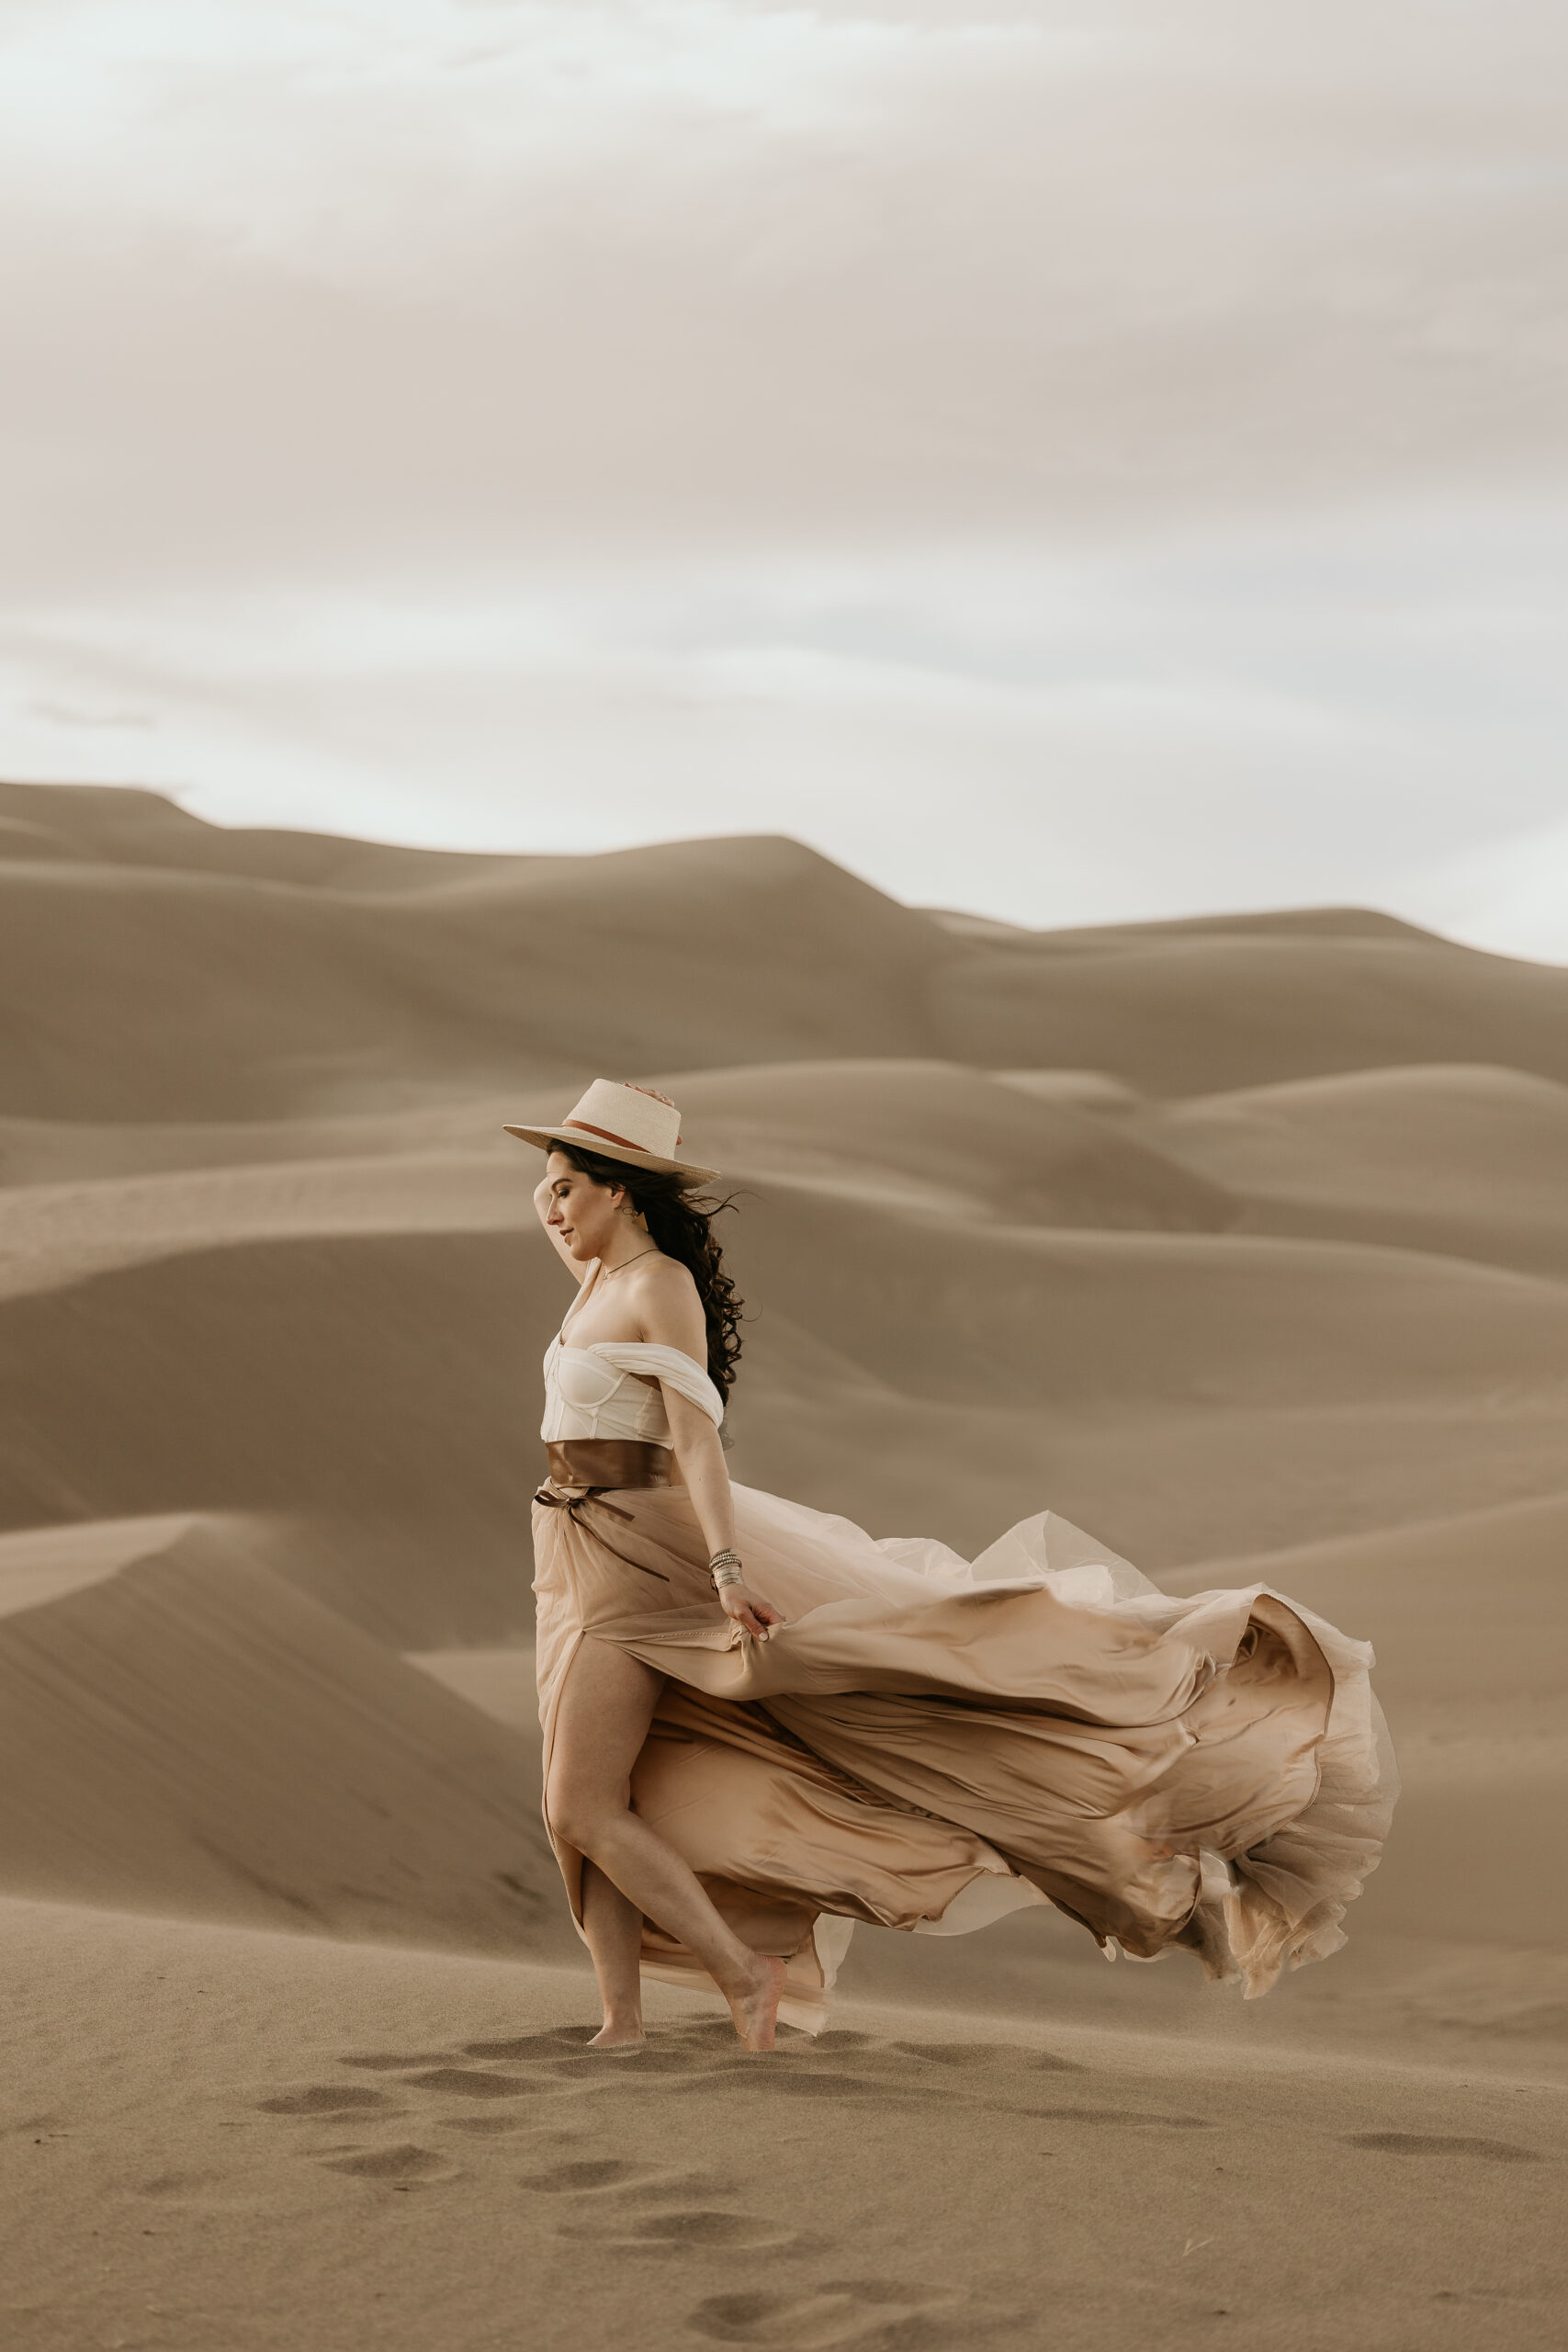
532 1478 1397 2033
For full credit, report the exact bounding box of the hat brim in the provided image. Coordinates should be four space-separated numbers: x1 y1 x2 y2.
502 1125 720 1188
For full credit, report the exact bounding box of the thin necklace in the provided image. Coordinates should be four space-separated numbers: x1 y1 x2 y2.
597 1245 660 1284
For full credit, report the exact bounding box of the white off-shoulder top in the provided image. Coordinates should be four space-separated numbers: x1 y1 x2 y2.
540 1337 724 1444
540 1262 725 1445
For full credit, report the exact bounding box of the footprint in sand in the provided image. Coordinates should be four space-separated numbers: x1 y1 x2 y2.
462 2029 599 2060
461 2029 706 2080
687 2278 984 2346
465 2030 790 2085
665 2020 751 2049
522 2155 730 2203
523 2143 793 2248
397 2067 535 2100
440 2114 538 2136
466 2023 899 2088
318 2143 458 2186
137 2169 229 2199
894 2041 1010 2068
134 2165 285 2213
276 2025 1081 2139
585 2049 764 2077
1345 2132 1540 2163
257 2086 395 2117
894 2041 1084 2075
522 2156 649 2193
339 2052 456 2072
1033 2105 1210 2130
705 2067 929 2104
693 2035 1085 2109
559 2206 804 2253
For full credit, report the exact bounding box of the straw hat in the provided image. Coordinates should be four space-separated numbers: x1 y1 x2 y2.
503 1079 719 1187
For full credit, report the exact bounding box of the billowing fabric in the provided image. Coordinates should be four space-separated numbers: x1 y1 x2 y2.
540 1337 725 1447
532 1475 1398 2035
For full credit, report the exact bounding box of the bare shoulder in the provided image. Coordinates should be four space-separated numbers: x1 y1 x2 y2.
629 1253 705 1349
632 1253 701 1314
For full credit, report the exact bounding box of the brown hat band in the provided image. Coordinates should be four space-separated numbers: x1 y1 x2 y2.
562 1116 683 1152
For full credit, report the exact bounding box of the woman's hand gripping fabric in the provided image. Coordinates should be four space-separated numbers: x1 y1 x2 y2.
716 1579 787 1645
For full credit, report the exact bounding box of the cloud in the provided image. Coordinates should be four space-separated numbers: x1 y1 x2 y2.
1 1 1564 956
4 0 1567 587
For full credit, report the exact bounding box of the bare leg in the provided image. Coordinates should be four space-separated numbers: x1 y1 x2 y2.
547 1639 784 2052
581 1862 646 2048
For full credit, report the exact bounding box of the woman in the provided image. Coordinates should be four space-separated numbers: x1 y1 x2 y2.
511 1080 1396 2055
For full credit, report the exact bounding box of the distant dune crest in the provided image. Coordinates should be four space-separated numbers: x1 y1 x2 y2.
5 780 1567 1125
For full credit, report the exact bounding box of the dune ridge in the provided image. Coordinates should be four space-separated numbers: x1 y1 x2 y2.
7 781 1568 1124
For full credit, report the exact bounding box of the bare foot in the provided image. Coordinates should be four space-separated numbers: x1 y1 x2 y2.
726 1954 786 2053
587 2022 646 2052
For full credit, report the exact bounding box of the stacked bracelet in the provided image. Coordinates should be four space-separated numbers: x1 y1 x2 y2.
708 1550 744 1589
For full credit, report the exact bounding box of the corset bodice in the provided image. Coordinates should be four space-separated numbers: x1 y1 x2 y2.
540 1335 724 1445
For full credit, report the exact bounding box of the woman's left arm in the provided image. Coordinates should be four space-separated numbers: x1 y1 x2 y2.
639 1267 784 1644
660 1392 784 1645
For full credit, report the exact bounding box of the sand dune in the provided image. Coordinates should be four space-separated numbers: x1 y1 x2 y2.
0 783 522 889
661 1058 1237 1228
7 785 1568 1125
5 1142 1567 1641
0 1149 525 1301
933 925 1568 1093
0 1228 545 1646
0 1514 563 1950
1136 1063 1568 1275
1163 1486 1568 1719
729 1188 1568 1409
0 1099 523 1185
0 787 941 1120
3 782 1565 2344
721 1178 1568 1559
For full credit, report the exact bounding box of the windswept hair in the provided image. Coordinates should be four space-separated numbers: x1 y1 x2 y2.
549 1140 744 1407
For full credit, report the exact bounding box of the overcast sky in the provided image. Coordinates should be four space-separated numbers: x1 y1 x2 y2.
4 0 1566 953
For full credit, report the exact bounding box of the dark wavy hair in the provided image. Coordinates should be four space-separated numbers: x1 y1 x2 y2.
548 1140 744 1407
